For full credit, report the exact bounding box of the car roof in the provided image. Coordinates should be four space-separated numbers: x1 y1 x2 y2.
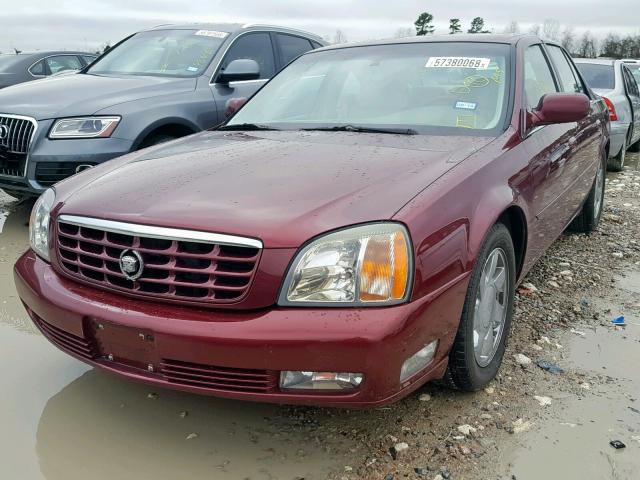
573 58 616 66
313 33 536 53
147 23 325 42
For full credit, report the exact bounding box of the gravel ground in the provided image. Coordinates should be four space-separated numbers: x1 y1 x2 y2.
276 160 640 480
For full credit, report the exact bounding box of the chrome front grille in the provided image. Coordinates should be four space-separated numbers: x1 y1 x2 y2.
55 215 263 305
0 114 37 177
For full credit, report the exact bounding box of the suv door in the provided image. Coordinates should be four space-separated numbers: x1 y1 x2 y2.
210 32 276 121
622 65 640 145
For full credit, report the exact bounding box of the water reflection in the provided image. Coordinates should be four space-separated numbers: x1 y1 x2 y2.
36 370 339 480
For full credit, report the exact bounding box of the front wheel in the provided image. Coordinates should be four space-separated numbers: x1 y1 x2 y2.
446 223 516 391
569 153 605 233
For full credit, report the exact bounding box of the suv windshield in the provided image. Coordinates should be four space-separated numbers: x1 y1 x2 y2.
87 29 227 77
227 42 511 135
575 63 615 90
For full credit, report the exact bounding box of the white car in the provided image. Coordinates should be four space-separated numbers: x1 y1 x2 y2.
575 58 640 171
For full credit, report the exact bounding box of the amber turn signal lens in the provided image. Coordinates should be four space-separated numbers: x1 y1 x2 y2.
359 231 409 302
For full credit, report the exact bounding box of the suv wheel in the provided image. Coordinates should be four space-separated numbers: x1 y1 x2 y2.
445 223 516 391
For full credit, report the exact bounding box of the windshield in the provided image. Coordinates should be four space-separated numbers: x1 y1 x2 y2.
628 64 640 85
0 55 23 72
87 29 227 77
227 42 511 135
575 63 615 90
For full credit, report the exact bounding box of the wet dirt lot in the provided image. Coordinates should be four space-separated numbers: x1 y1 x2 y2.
0 153 639 480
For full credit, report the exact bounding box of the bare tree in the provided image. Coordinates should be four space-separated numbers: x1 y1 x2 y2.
333 30 348 44
577 31 598 58
529 24 541 36
542 19 560 41
503 21 520 34
394 27 415 38
560 26 575 53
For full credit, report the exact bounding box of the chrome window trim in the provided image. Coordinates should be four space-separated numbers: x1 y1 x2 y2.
0 113 38 177
28 54 83 78
58 215 263 249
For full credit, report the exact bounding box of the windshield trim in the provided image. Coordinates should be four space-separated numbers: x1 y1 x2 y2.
224 41 515 137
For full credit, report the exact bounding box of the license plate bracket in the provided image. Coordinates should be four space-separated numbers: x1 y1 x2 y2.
86 319 158 372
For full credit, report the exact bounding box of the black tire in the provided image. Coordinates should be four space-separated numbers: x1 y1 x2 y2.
629 137 640 152
570 153 606 233
607 135 626 172
139 134 177 149
446 223 516 391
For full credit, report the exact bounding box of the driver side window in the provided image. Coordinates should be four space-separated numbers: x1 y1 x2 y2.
220 33 275 80
524 45 558 110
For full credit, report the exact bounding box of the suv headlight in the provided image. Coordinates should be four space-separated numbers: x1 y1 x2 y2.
49 116 120 139
29 188 56 261
278 223 412 306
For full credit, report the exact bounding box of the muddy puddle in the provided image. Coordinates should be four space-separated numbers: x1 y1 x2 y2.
507 268 640 479
0 195 346 480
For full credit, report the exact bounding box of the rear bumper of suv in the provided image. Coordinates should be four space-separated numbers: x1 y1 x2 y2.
15 250 469 407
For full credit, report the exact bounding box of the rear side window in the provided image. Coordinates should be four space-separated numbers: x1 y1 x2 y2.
524 45 558 110
221 33 275 80
575 63 615 90
622 67 640 97
82 55 97 65
276 34 313 65
547 45 584 94
29 60 45 76
46 55 83 74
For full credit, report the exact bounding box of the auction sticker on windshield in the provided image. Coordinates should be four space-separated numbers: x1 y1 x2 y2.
194 30 229 38
426 57 490 69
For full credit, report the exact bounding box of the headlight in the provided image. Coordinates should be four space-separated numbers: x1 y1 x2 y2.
278 223 412 306
29 188 56 261
49 116 120 139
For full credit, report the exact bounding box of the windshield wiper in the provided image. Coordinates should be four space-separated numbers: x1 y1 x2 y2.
301 125 418 135
218 123 279 131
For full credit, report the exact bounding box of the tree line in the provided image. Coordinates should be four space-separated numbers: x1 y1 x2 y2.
401 13 640 59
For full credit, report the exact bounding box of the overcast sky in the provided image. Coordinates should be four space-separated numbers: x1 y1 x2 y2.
1 0 638 53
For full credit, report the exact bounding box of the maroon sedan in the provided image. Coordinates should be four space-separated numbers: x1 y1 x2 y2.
15 35 608 407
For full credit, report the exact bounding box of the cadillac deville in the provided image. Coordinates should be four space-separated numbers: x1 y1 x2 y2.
15 34 609 407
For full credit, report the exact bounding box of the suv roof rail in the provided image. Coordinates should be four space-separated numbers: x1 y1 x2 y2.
241 23 324 40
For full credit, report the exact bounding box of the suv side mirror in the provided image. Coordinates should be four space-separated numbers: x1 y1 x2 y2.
528 93 590 128
217 59 260 84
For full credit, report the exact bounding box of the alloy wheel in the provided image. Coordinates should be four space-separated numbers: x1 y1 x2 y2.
473 248 509 368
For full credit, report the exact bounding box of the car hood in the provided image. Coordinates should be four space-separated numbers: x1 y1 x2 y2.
59 130 494 248
0 73 196 119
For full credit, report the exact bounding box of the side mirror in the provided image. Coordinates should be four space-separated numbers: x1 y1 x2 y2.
217 59 260 84
528 93 590 128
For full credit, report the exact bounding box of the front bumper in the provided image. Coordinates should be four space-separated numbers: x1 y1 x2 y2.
0 120 133 195
14 251 468 407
